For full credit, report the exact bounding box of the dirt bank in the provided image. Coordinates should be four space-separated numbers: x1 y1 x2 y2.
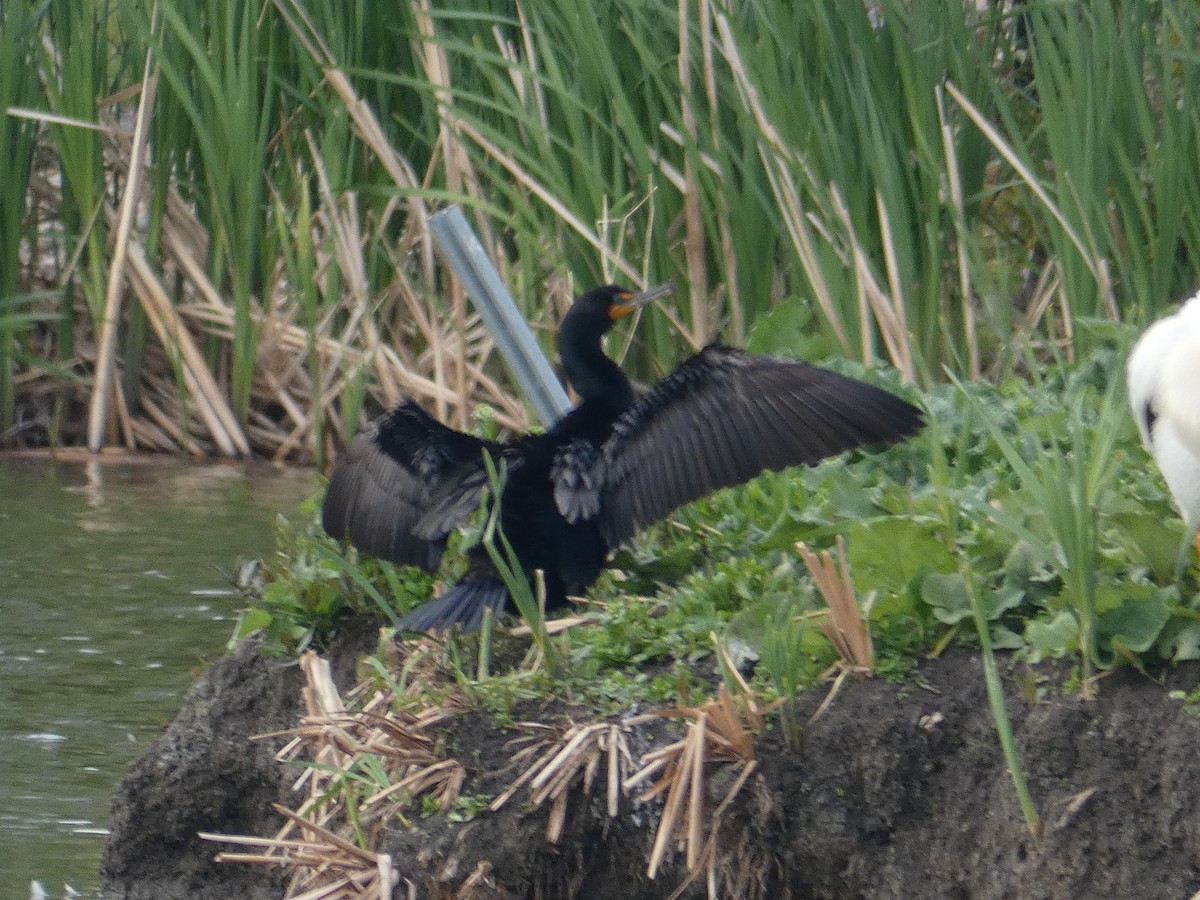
101 642 1200 899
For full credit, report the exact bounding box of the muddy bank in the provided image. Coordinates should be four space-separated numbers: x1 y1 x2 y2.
101 643 1200 899
99 630 374 900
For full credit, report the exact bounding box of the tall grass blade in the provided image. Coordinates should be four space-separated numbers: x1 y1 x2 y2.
88 7 158 453
0 0 43 435
964 565 1042 840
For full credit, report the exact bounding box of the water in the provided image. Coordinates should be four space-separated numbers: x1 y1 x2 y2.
0 458 317 899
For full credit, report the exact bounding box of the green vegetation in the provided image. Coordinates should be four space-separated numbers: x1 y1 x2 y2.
230 497 439 652
239 338 1198 703
6 0 1200 838
4 0 1199 456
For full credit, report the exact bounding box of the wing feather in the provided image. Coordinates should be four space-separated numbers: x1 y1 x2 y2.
598 346 923 546
321 401 500 571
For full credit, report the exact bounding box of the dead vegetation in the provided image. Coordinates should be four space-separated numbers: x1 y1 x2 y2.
201 641 781 900
196 529 884 898
21 109 542 461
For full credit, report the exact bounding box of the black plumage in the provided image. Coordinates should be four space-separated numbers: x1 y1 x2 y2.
321 285 924 632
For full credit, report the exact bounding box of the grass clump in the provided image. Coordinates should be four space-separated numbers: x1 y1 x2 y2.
230 497 439 654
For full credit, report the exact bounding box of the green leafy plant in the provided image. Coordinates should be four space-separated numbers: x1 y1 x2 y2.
231 501 436 653
951 353 1127 685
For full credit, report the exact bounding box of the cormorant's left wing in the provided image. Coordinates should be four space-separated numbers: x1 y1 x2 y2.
594 346 923 547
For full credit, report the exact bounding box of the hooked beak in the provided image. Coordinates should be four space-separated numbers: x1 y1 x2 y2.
610 282 675 320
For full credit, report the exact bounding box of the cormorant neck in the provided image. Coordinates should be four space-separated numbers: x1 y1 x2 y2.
559 322 635 409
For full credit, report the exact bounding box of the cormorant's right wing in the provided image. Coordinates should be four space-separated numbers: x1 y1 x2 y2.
321 400 503 571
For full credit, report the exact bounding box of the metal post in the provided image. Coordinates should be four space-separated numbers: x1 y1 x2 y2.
428 206 572 427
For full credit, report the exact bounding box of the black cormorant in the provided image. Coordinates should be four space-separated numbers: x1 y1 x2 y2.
322 285 923 632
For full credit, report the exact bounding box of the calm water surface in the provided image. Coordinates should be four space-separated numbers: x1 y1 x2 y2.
0 458 317 899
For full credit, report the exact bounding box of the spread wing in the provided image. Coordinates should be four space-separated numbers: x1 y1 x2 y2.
321 401 503 571
595 346 923 547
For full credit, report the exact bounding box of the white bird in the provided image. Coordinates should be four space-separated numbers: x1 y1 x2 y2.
1127 291 1200 558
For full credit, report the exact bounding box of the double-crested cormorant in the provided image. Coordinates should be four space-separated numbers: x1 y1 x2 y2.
1128 290 1200 557
322 285 924 632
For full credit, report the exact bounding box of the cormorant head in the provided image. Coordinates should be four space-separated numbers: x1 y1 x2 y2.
558 283 674 405
561 283 674 341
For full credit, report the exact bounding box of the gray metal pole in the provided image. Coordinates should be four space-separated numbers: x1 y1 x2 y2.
428 206 572 427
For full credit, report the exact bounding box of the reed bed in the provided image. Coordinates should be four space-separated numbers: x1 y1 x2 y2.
4 0 1199 458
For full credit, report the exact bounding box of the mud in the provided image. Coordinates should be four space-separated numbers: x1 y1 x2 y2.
101 645 1200 899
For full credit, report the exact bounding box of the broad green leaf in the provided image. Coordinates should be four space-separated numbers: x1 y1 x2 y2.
1111 511 1187 582
1024 611 1079 659
1158 620 1200 663
923 572 1026 625
1096 591 1171 658
231 607 273 641
848 518 955 593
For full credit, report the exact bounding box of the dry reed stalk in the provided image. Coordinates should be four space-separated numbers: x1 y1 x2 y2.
796 537 877 725
124 241 250 455
632 686 760 881
710 7 844 355
126 382 189 452
203 808 397 899
87 10 158 454
696 0 744 345
677 0 711 344
490 718 636 842
796 536 874 674
945 79 1113 319
873 193 915 381
212 647 469 897
936 83 979 380
761 154 848 354
828 185 916 374
506 614 594 637
382 6 472 427
716 6 926 368
662 757 759 900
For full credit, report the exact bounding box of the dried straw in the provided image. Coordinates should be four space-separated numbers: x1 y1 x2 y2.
206 648 464 898
797 536 874 674
629 685 762 881
212 639 769 898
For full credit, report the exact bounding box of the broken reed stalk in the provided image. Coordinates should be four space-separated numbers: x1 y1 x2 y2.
212 642 770 897
796 536 874 673
203 802 398 899
632 685 761 881
490 719 636 843
207 649 464 898
122 240 249 456
87 10 158 453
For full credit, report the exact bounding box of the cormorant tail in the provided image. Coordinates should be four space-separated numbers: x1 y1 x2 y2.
395 579 509 634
